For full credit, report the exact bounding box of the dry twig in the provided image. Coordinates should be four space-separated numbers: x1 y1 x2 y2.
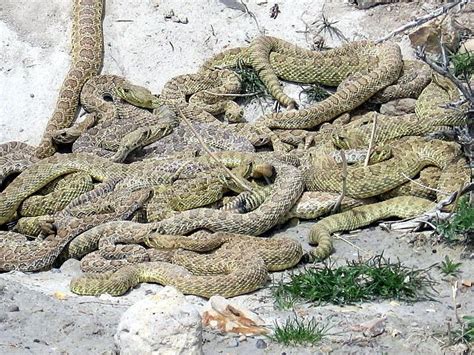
364 114 377 167
238 0 265 35
376 0 469 44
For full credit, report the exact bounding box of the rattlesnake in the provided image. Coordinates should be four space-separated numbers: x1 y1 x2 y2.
0 187 151 272
70 231 303 298
35 0 104 158
53 75 255 161
309 196 436 260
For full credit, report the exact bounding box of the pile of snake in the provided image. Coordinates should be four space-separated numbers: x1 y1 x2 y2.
0 0 470 298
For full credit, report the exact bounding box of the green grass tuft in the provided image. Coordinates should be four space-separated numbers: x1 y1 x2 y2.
435 196 474 244
439 256 463 277
268 315 330 346
272 254 437 309
446 315 474 347
300 85 331 103
450 50 474 78
231 62 269 102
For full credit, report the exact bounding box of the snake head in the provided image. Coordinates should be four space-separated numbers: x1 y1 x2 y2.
115 84 159 109
368 145 392 164
331 133 351 150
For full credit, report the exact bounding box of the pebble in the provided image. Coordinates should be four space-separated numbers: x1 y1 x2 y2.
226 338 239 348
7 305 19 312
59 259 82 277
256 339 267 349
0 312 8 322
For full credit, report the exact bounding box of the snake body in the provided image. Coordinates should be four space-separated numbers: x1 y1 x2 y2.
70 232 303 298
35 0 104 159
309 196 436 260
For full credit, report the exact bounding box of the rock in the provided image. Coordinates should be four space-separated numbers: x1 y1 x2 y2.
163 9 188 24
355 316 386 337
59 258 82 277
409 15 460 54
353 1 395 9
225 338 239 348
238 335 247 342
7 304 19 312
115 286 203 355
379 98 417 116
0 312 8 323
459 38 474 54
255 339 267 349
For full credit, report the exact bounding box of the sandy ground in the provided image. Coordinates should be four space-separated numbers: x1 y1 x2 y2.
0 0 473 354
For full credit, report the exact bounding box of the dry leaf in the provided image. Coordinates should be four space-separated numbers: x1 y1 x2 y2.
53 291 68 300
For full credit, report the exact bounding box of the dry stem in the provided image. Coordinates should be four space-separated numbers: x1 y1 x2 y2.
364 114 377 167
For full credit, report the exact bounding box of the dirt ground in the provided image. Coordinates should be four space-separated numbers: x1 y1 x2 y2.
0 1 473 354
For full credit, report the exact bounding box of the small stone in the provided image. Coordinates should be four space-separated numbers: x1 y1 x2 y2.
256 339 267 349
59 258 82 277
409 14 460 54
354 0 392 9
30 93 34 98
459 38 474 54
226 338 239 348
7 305 19 312
0 312 8 322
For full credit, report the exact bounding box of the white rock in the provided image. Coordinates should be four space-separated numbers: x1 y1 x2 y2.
58 258 82 277
459 38 474 54
115 286 203 355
